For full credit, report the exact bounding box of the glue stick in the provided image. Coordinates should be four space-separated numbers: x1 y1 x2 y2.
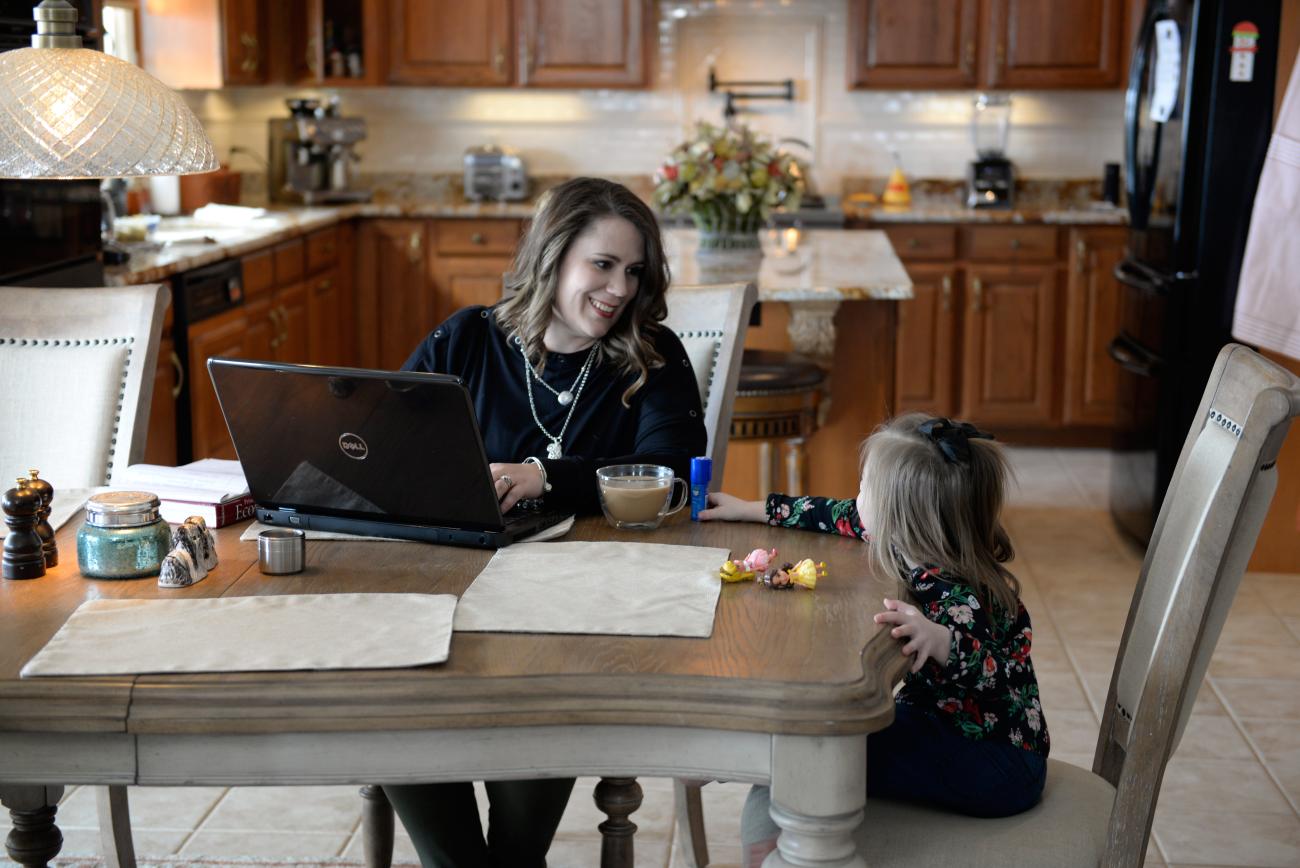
690 456 712 521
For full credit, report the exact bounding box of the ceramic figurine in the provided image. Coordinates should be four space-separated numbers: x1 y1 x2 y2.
158 546 198 588
169 522 209 581
184 515 218 571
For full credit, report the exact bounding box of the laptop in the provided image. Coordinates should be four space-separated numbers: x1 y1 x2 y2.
207 357 570 548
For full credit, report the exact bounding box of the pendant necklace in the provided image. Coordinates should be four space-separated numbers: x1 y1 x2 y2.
519 337 599 459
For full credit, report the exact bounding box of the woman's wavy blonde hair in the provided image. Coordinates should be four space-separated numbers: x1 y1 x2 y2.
494 177 671 406
859 412 1021 616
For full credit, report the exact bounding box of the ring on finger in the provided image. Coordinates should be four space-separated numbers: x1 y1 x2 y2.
498 475 513 489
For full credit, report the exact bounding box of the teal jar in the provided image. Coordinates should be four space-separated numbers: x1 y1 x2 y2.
76 491 172 579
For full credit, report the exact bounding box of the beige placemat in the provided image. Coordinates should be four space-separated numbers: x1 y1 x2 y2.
239 515 575 544
454 541 728 637
21 593 457 677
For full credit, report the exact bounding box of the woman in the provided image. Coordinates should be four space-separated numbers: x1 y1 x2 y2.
389 176 707 866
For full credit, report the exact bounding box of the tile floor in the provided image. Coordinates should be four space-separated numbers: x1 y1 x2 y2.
5 448 1300 867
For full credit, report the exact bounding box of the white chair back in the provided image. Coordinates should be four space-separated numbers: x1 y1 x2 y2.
664 282 757 481
0 284 170 490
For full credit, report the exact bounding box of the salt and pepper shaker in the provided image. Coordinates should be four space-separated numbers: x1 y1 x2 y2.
26 468 56 567
3 478 47 580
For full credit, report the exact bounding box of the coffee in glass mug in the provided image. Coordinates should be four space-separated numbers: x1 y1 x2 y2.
596 464 689 529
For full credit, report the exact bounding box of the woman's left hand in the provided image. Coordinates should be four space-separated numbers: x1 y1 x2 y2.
489 462 544 513
874 598 952 673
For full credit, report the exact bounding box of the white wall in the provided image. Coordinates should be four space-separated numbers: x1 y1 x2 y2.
182 0 1126 193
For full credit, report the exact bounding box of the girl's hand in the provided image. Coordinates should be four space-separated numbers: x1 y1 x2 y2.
874 598 951 673
698 491 767 523
488 461 544 513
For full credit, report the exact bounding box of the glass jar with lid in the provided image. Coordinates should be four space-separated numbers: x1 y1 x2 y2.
76 491 172 579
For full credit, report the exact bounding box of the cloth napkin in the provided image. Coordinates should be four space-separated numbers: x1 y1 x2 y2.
21 593 456 677
454 541 728 638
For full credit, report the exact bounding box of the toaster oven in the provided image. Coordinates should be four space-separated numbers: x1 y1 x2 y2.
463 145 529 202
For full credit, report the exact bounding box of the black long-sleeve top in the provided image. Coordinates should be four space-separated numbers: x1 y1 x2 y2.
402 305 707 514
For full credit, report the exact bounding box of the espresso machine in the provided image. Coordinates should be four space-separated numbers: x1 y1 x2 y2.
967 93 1015 209
269 97 371 204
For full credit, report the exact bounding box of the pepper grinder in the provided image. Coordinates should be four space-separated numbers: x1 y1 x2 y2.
3 478 47 580
26 468 56 567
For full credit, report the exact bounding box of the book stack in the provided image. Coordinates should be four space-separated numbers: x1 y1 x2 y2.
114 459 254 527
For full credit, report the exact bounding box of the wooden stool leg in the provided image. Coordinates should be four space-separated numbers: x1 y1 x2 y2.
95 786 136 868
0 785 64 868
594 776 643 868
359 785 394 868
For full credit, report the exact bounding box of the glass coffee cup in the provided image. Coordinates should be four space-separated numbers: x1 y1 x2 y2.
596 464 689 530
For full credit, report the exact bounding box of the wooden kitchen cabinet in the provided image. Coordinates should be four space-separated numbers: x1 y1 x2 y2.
960 264 1058 426
144 332 181 467
430 219 522 322
291 0 385 86
894 263 960 415
388 0 649 88
848 0 979 89
848 0 1124 89
221 0 267 84
186 305 247 460
356 219 435 371
984 0 1125 88
142 0 268 88
1064 226 1128 426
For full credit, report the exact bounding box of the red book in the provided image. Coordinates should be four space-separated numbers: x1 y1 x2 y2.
157 493 257 528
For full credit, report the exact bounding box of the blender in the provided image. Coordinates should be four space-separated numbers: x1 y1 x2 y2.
967 93 1014 209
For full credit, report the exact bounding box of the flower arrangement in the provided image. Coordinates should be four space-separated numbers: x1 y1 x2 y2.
654 121 807 249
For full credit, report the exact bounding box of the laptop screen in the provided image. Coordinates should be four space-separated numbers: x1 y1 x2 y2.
208 359 507 531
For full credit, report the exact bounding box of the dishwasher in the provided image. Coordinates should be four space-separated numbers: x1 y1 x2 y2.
171 258 244 463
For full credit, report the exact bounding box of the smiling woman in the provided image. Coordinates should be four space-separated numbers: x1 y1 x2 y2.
392 176 708 865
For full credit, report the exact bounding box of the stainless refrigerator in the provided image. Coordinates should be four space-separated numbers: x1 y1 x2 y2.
1110 0 1281 545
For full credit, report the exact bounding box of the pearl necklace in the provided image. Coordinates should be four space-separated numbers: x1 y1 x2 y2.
519 338 599 459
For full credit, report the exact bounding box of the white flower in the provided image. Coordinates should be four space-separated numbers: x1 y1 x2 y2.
947 604 974 625
1026 707 1041 731
967 594 981 609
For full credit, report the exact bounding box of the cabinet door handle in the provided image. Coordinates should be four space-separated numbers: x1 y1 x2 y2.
319 277 334 291
970 277 983 312
907 237 920 249
963 40 975 76
470 232 486 245
268 307 283 350
940 274 953 313
278 305 291 346
240 33 259 73
306 36 320 78
1009 237 1021 250
1076 239 1089 274
493 48 506 77
996 43 1006 69
169 350 184 400
408 230 422 264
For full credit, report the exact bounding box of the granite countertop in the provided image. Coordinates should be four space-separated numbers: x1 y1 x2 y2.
664 228 912 302
840 177 1127 226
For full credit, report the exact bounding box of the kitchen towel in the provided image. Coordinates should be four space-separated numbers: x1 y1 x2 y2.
1233 48 1300 361
238 515 575 544
21 593 456 677
454 541 727 637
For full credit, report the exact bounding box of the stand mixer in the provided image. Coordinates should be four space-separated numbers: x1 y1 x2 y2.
268 97 371 204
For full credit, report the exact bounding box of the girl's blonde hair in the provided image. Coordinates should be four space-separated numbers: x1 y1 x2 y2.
494 177 671 406
860 412 1020 615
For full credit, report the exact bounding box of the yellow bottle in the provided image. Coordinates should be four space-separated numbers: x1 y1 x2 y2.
882 161 911 208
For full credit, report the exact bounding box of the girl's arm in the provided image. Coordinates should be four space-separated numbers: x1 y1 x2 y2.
765 494 868 539
914 577 1032 693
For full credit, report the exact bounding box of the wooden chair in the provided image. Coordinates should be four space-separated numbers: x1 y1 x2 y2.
0 284 170 490
676 343 1300 868
0 282 170 868
359 282 757 868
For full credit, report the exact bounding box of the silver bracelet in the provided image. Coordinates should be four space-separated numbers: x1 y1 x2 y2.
523 456 552 492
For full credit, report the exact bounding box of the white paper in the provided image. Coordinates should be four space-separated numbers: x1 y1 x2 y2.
1150 20 1182 123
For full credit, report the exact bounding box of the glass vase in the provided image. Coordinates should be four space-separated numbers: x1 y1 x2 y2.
691 202 763 252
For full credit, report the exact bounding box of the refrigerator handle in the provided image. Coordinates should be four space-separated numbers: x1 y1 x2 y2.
1114 256 1170 295
1125 1 1161 229
1109 333 1163 378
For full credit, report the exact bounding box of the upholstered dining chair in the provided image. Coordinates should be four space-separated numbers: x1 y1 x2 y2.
674 343 1300 868
357 281 758 868
0 284 170 491
1 282 170 868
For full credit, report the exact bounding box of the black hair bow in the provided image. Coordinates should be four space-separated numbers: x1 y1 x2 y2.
917 417 994 464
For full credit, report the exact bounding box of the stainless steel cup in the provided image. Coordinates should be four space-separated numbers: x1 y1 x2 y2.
258 528 305 575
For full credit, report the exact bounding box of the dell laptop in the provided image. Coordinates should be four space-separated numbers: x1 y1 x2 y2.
208 357 569 548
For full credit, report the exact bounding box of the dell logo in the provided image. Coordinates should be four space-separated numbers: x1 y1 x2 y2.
339 433 369 460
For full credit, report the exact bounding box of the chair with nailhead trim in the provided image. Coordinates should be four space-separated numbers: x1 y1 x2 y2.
0 282 169 867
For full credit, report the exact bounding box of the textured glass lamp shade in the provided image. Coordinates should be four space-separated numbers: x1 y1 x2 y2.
0 47 218 179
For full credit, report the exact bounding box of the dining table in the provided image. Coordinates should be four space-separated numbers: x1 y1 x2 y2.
0 509 909 868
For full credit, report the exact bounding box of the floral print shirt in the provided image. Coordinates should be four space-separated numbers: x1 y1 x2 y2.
764 493 1050 756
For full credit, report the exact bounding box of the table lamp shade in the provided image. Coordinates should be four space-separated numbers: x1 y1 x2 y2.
0 47 218 179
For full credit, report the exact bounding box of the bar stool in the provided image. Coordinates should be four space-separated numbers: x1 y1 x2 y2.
728 348 826 496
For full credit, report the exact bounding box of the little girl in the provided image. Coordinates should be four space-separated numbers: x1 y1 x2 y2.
701 413 1049 866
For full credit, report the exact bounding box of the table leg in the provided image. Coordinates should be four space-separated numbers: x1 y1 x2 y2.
0 785 65 868
594 776 643 868
763 735 866 868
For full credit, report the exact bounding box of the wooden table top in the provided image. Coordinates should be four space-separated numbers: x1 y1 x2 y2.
0 513 908 739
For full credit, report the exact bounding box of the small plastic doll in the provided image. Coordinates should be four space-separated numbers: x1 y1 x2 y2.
719 547 779 582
